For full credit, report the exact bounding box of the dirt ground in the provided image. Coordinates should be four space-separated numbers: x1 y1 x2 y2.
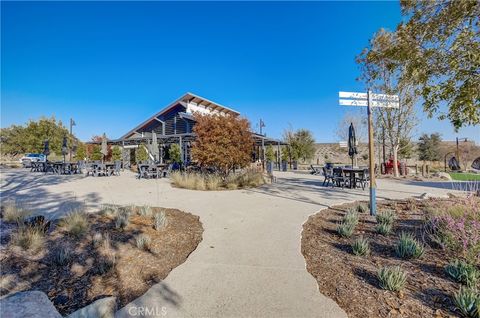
0 207 203 315
301 199 469 318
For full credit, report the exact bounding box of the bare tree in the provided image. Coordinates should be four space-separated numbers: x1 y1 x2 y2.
357 29 418 177
336 111 368 144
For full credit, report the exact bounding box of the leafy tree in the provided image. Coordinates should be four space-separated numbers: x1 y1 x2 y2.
290 129 316 163
136 144 149 162
398 138 414 160
265 145 275 162
169 144 182 164
111 146 122 161
75 142 87 160
192 113 253 176
90 145 103 161
417 133 442 162
369 1 480 129
0 117 76 156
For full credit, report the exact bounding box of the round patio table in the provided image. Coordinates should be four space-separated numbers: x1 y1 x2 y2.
342 167 367 189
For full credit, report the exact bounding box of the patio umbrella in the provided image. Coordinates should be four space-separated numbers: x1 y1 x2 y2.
61 136 68 163
151 131 159 162
101 133 108 162
43 140 50 160
348 122 358 167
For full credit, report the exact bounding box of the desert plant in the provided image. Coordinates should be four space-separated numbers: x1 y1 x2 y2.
135 234 151 250
115 208 130 229
376 210 396 226
205 174 222 190
153 211 167 231
376 222 393 236
92 232 103 246
100 204 118 217
138 205 152 217
395 232 425 259
356 203 369 214
446 260 480 288
378 266 408 292
337 210 359 238
2 201 32 223
61 211 89 238
11 226 44 252
52 246 72 266
344 209 360 226
453 287 480 318
352 236 370 256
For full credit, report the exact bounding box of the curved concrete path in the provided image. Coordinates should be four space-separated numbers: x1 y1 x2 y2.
0 169 462 317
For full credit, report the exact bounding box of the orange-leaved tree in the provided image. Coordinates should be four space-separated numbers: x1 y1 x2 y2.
192 113 253 177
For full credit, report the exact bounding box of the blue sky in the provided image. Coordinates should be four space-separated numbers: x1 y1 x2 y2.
1 1 478 143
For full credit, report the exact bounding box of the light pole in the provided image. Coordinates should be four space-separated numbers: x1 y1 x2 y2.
69 118 76 161
456 137 468 168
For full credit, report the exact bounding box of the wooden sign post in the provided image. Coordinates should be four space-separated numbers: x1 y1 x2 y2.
339 90 399 216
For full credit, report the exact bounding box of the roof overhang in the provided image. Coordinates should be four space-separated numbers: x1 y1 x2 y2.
120 92 240 140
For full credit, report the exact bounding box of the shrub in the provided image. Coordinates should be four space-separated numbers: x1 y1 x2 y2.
2 201 32 223
446 259 480 288
378 266 407 292
135 234 151 250
226 183 238 190
100 205 118 217
395 232 425 259
61 211 89 238
92 232 103 247
453 287 479 318
115 208 130 229
205 174 222 190
11 226 44 252
97 234 116 274
138 205 152 217
376 222 393 236
344 209 359 226
153 211 167 231
376 210 396 226
424 198 480 262
52 246 72 266
352 236 370 256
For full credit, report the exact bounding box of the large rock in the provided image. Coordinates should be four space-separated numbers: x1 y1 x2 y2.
434 172 452 180
0 290 62 318
67 296 117 318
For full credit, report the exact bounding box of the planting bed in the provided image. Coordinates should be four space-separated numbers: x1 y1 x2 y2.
0 207 203 315
302 198 479 318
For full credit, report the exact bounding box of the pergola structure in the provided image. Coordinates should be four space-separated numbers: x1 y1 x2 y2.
89 92 286 166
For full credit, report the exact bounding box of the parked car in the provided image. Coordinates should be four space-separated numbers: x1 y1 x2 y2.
20 153 46 168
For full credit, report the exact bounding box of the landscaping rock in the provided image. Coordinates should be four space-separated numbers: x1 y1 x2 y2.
433 172 452 180
67 296 117 318
0 290 62 318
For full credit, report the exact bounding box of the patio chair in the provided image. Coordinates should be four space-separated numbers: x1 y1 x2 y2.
355 169 370 190
322 166 334 186
112 161 121 176
310 165 322 175
137 163 148 179
332 167 349 188
85 162 95 177
77 160 85 174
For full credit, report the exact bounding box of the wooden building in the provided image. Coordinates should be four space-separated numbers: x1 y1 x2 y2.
105 92 283 166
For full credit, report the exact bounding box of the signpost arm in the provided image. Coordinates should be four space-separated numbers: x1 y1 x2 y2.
367 90 377 216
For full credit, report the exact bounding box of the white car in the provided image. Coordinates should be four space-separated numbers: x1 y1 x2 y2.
20 153 46 167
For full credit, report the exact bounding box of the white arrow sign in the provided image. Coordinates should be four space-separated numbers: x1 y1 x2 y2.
339 91 399 103
339 91 399 108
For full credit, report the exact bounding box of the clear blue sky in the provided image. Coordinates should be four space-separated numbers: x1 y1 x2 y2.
2 1 478 143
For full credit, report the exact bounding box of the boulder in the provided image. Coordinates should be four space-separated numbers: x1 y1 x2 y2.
67 296 117 318
0 290 62 318
433 172 452 181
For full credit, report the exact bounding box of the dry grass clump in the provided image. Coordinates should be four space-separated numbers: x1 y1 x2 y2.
2 201 32 223
135 233 151 251
170 169 265 191
96 234 116 274
115 207 130 229
11 226 45 252
60 211 89 238
138 205 153 217
52 246 73 266
153 211 167 231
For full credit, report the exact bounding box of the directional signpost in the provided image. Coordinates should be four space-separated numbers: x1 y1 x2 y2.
339 90 399 216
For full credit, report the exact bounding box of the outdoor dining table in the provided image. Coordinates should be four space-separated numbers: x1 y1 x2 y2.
342 167 367 189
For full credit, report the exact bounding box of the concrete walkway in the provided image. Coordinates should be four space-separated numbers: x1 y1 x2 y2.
0 169 462 317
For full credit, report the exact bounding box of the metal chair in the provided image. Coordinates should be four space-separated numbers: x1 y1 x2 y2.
355 169 370 190
322 166 334 186
332 167 349 188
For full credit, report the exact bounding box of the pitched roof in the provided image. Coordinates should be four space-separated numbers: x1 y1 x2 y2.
120 92 240 139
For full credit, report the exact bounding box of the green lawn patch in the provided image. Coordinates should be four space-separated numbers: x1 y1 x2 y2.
449 173 480 181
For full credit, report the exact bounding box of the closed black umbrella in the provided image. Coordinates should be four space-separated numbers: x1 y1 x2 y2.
348 122 357 167
62 136 68 162
43 140 50 161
